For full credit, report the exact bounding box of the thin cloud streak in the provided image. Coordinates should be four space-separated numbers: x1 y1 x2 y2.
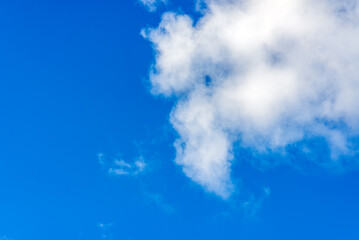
139 0 167 12
143 191 175 214
98 153 147 176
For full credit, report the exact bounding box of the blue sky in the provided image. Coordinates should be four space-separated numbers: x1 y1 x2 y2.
1 0 359 239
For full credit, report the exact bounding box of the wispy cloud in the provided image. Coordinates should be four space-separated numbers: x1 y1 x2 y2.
98 222 114 240
98 222 114 230
242 187 271 218
144 191 175 214
139 0 167 12
143 0 359 198
98 153 147 176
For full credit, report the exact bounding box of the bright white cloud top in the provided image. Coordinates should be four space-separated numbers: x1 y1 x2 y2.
143 0 359 198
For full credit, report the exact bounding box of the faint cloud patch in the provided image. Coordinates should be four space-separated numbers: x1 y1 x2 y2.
139 0 167 12
144 191 175 214
98 153 146 176
242 187 271 218
210 187 271 223
0 236 13 240
98 222 114 230
98 222 114 240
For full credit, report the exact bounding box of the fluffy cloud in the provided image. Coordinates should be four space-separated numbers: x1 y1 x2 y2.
143 0 359 198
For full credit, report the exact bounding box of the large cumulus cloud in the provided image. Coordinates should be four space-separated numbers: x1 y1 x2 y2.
143 0 359 198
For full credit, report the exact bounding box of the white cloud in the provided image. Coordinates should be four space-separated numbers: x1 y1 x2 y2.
143 0 359 198
108 168 130 175
134 157 147 173
98 222 114 230
113 159 132 168
98 153 146 176
139 0 167 12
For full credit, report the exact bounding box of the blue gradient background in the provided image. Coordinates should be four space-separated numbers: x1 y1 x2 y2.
0 0 359 239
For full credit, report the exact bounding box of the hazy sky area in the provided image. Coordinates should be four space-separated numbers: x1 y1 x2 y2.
1 0 359 239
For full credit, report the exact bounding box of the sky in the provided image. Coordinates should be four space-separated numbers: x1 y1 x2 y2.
1 0 359 239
